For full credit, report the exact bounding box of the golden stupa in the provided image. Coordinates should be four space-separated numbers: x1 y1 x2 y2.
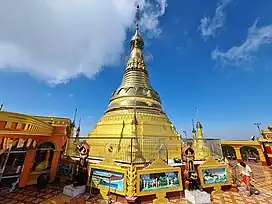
192 121 211 160
86 23 181 163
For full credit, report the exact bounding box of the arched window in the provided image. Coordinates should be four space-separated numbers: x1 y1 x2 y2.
240 146 260 163
32 142 55 172
221 145 236 160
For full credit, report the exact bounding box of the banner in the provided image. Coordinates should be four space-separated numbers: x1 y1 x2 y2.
0 137 37 150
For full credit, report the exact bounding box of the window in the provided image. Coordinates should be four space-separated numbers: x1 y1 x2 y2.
32 142 55 172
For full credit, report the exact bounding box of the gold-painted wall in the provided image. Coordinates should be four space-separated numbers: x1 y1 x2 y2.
87 113 181 162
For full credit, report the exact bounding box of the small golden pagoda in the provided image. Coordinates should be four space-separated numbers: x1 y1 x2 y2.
192 120 210 160
86 23 181 163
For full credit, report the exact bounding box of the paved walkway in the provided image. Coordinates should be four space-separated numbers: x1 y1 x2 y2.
211 164 272 204
1 164 272 204
0 184 63 204
170 164 272 204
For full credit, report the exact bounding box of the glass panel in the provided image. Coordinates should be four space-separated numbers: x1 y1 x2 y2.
3 152 26 176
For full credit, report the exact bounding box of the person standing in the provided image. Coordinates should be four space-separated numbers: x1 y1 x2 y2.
237 161 254 191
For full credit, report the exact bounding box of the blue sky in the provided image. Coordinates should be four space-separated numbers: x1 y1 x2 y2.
0 0 271 140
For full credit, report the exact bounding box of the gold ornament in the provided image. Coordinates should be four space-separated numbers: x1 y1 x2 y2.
153 192 169 204
126 165 137 197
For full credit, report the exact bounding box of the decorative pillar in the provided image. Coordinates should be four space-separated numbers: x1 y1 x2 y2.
126 165 137 203
233 147 242 161
19 150 36 187
49 150 61 182
264 143 272 166
256 147 267 166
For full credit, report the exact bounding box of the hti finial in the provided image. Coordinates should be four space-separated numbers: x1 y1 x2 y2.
131 5 144 49
135 5 140 30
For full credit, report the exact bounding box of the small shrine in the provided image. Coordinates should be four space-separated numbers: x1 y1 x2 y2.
191 119 212 161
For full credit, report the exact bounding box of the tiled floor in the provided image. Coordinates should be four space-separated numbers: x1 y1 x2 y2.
0 184 63 204
170 164 272 204
1 163 272 204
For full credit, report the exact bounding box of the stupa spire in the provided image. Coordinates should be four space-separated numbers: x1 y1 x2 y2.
130 7 144 50
107 5 162 114
126 5 146 71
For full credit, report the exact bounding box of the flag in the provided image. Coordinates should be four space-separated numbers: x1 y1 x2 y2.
6 138 17 149
17 139 25 148
26 138 33 148
32 140 37 148
3 138 8 149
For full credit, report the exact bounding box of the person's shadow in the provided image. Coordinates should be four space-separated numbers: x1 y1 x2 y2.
37 173 50 192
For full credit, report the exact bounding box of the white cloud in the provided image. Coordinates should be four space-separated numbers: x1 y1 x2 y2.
0 0 167 84
87 116 93 119
212 19 272 67
199 0 232 40
69 93 74 97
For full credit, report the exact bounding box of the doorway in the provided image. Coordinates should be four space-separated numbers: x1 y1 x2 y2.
32 142 55 173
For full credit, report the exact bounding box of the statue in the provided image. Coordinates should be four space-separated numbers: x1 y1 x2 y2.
73 142 89 187
183 147 200 191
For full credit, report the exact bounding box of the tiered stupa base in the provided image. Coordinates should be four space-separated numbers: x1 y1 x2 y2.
87 112 181 163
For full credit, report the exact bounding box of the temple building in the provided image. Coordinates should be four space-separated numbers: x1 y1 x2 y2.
220 125 272 166
85 23 181 164
261 125 272 139
260 125 272 165
218 124 272 167
0 110 72 189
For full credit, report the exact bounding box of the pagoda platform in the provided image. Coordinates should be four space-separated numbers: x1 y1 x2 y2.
1 163 271 204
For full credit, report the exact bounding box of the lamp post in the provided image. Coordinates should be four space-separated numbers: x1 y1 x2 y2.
254 122 262 137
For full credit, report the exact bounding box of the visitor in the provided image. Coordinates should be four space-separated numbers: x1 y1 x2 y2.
237 161 254 192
